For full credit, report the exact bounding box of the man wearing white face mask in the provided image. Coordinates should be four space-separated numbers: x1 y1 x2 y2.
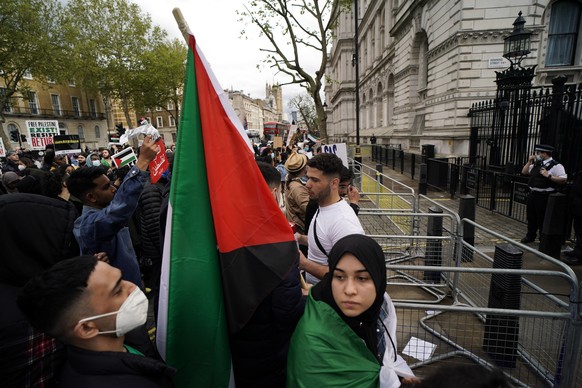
17 256 175 387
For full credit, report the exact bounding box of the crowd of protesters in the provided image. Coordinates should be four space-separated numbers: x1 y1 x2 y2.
0 136 514 388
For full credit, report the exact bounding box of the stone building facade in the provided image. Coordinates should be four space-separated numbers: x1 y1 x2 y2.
325 0 582 157
228 83 284 137
1 75 107 151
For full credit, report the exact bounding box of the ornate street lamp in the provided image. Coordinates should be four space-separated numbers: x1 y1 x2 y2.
503 11 533 69
493 11 536 169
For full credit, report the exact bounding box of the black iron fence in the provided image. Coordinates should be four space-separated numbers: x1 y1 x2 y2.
468 78 582 177
3 105 106 120
372 145 530 223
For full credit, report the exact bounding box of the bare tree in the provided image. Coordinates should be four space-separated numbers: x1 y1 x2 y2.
288 93 318 135
237 0 350 142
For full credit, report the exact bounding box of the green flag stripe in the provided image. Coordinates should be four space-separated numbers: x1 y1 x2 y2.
162 41 231 387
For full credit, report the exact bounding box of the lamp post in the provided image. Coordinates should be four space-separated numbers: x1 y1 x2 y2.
503 12 532 69
494 11 535 168
353 0 361 166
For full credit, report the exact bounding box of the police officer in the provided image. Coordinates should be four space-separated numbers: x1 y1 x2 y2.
520 144 567 243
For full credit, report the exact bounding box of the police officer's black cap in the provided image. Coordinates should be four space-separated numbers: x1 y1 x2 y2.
535 144 554 153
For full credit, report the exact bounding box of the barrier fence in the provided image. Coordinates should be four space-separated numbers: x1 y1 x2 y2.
349 161 581 387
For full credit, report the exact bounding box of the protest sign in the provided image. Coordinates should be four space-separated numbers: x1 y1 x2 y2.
26 120 60 150
0 137 5 158
54 135 82 155
321 143 348 167
149 139 169 183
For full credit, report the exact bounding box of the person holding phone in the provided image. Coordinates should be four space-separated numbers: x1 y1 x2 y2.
520 144 566 244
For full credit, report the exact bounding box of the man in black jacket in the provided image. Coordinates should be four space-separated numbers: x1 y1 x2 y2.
0 193 79 388
1 150 20 173
17 256 175 388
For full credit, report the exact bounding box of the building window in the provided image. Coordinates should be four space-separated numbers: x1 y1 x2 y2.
59 122 67 135
51 94 61 116
146 117 151 124
28 91 39 114
94 125 101 139
169 116 176 127
156 116 164 128
23 70 32 80
172 132 177 143
78 125 85 140
167 101 174 111
72 96 81 117
156 106 162 111
0 87 11 113
546 0 582 66
89 99 97 118
7 123 19 143
69 79 76 87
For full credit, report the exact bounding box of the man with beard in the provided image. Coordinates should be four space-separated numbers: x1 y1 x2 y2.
299 153 364 284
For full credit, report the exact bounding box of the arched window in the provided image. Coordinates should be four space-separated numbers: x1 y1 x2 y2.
77 124 85 140
368 88 374 128
94 125 101 139
546 0 582 66
376 82 384 126
387 74 395 125
410 31 429 101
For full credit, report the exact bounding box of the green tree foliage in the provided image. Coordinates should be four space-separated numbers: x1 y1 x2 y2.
133 38 187 127
0 0 66 149
63 0 166 127
237 0 351 141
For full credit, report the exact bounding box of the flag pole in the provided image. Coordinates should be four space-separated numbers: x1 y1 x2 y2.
172 8 190 45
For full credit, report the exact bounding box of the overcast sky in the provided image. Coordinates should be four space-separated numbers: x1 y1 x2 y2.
131 0 318 115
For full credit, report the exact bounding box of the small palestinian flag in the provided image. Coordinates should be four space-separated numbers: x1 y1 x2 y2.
112 147 137 168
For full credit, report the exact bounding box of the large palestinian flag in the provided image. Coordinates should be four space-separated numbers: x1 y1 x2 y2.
156 32 298 387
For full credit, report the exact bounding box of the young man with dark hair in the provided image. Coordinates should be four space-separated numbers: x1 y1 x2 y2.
299 153 364 284
67 135 159 287
17 256 175 387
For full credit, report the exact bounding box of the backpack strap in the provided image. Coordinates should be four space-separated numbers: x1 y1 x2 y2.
313 209 328 258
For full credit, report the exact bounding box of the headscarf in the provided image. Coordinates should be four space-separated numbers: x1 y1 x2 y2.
311 234 387 361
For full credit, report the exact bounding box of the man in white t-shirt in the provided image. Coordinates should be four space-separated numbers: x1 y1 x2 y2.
298 153 364 284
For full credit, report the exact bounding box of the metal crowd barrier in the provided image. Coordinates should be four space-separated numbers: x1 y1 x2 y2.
347 163 582 387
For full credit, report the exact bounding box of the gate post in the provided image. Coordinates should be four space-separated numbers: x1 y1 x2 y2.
419 163 427 195
539 193 567 260
483 243 523 368
424 206 443 283
458 195 476 262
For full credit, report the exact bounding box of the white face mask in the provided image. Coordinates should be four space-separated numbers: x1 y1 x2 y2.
91 160 101 167
535 154 543 162
78 287 148 337
18 164 26 171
